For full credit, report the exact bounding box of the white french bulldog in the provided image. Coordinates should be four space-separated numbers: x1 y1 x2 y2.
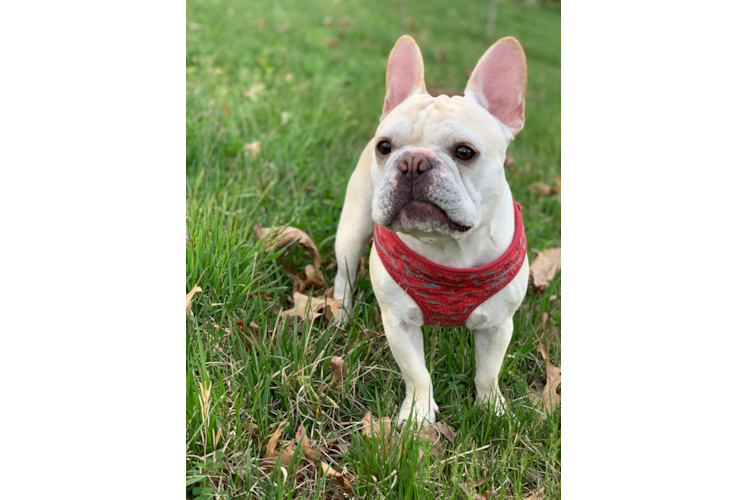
332 35 530 425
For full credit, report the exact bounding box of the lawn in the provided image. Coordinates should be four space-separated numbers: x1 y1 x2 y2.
186 0 560 498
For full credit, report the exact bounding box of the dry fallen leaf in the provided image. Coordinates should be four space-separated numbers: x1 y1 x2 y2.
244 141 261 159
253 224 327 288
295 424 354 493
528 340 561 416
553 175 561 194
417 421 458 457
278 292 342 332
259 418 289 472
504 155 515 168
266 419 287 457
324 37 338 47
361 411 400 453
532 182 553 197
330 356 345 384
236 319 273 348
279 440 297 468
433 420 458 443
418 425 444 457
523 486 545 500
302 263 324 288
529 248 561 292
186 284 202 315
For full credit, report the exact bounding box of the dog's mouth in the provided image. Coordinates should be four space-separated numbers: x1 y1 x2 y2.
394 200 472 233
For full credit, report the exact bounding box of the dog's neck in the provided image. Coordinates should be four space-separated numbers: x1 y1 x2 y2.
396 178 516 268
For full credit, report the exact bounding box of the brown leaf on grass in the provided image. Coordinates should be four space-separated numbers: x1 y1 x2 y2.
361 411 400 453
504 155 515 168
323 301 342 322
328 440 350 456
244 140 261 159
186 284 202 315
253 224 327 287
330 356 345 384
279 292 342 330
553 175 561 194
293 279 307 295
302 263 326 288
416 421 457 457
433 421 458 443
523 486 545 500
529 248 561 292
418 425 444 457
532 182 553 197
222 105 230 116
279 440 298 467
235 319 273 348
295 424 354 493
324 37 338 47
320 460 354 494
266 419 287 457
528 340 561 416
259 418 289 472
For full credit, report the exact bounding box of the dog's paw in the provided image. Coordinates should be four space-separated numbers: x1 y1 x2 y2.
475 391 510 418
397 397 438 427
331 296 353 327
331 309 350 327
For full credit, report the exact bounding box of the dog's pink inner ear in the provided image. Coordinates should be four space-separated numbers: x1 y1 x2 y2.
466 38 527 134
383 37 425 118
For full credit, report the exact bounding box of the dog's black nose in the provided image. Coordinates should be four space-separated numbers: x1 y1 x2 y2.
398 155 432 183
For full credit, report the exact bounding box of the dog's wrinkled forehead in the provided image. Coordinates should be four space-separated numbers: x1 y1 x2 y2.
376 94 513 152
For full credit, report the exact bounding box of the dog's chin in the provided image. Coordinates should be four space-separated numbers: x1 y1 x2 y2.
387 200 472 238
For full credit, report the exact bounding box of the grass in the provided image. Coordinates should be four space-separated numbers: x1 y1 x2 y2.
186 0 560 498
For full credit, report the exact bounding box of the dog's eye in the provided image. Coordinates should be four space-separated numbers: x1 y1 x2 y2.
376 141 392 155
455 146 475 160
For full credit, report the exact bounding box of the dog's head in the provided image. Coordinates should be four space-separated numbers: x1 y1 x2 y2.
370 36 527 241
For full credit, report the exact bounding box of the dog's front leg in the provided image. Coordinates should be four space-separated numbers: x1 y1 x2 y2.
381 309 438 425
332 140 376 324
370 245 438 425
472 317 514 416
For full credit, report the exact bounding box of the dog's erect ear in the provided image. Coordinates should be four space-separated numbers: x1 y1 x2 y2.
464 37 527 136
381 36 427 121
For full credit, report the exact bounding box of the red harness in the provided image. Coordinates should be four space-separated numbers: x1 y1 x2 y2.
373 201 526 327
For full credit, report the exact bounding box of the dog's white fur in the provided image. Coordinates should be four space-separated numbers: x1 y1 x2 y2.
333 36 529 424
